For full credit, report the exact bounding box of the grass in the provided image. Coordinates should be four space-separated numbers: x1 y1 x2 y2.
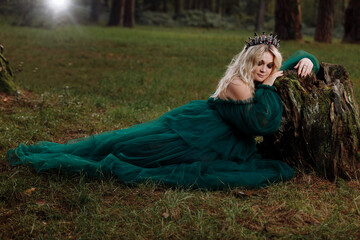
0 22 360 239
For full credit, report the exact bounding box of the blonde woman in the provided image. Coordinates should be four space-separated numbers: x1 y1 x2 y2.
8 33 319 189
212 42 315 101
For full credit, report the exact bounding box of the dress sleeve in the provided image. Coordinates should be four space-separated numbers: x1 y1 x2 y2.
280 50 320 74
208 84 283 136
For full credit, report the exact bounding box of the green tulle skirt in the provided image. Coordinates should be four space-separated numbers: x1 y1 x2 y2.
7 100 294 189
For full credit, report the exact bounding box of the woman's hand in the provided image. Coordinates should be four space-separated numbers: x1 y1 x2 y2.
294 58 313 78
262 71 284 86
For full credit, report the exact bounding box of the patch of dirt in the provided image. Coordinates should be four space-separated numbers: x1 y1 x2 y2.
0 90 38 109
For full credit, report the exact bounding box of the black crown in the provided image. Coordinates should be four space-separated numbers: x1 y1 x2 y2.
245 32 280 50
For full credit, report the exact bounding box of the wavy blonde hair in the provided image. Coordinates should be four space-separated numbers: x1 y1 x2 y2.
211 44 282 99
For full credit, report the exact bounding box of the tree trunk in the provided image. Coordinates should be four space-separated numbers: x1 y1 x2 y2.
314 0 335 43
119 0 125 27
216 0 222 18
184 0 191 10
163 0 167 12
191 0 196 9
18 0 36 27
90 0 101 23
0 47 17 94
197 0 204 10
255 0 265 32
210 0 216 12
343 0 360 43
275 0 302 40
108 0 133 28
174 0 182 14
223 2 232 15
123 0 135 28
204 0 210 10
103 0 110 11
108 0 123 26
0 0 8 7
258 64 360 180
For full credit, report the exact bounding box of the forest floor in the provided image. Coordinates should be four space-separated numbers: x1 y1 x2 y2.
1 22 360 239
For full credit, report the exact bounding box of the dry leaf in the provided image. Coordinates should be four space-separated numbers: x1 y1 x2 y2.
231 189 249 198
36 199 46 206
162 212 170 219
23 187 36 196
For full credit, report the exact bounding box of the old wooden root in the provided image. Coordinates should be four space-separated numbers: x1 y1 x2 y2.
0 46 17 94
258 63 360 180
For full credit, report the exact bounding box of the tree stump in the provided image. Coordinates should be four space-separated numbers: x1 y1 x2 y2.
0 46 17 94
258 63 360 180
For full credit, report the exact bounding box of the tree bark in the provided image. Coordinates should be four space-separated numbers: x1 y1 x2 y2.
191 0 196 9
0 48 17 94
174 0 182 14
275 0 303 40
0 0 7 7
258 64 360 180
216 0 222 17
123 0 135 28
184 0 191 10
103 0 110 11
108 0 133 28
343 0 360 43
119 0 125 27
90 0 101 23
108 0 123 26
163 0 167 12
203 0 210 10
255 0 265 32
196 0 205 10
314 0 335 43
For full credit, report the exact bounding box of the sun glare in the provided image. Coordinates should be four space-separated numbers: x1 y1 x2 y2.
46 0 70 12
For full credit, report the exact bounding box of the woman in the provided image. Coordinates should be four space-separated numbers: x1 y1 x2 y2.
8 33 319 189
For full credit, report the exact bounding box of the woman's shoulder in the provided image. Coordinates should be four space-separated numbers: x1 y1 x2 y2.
208 83 276 106
222 77 253 102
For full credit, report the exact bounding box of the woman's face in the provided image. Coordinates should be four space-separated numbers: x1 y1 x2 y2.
252 51 274 82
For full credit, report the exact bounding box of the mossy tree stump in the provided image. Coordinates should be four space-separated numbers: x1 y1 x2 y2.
0 46 17 94
258 63 360 180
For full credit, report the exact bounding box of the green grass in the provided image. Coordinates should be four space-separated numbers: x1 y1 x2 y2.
1 23 360 239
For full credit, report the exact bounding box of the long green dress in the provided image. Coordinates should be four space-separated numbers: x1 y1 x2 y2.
7 50 320 189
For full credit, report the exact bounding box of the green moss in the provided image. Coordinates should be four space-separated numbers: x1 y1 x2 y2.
276 76 307 109
0 52 18 93
329 65 347 82
273 69 360 178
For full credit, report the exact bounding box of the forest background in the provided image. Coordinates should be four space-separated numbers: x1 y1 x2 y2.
0 0 360 239
0 0 351 39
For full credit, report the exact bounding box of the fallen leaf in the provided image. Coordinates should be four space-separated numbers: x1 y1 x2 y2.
231 189 249 198
36 199 46 206
23 187 36 196
162 212 170 219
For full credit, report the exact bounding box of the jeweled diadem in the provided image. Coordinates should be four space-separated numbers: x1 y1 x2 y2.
245 32 280 50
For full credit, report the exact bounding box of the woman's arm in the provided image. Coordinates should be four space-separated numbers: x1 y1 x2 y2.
280 50 320 76
294 58 313 78
209 85 283 136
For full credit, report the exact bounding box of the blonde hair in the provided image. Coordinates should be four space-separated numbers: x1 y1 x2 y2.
211 44 282 99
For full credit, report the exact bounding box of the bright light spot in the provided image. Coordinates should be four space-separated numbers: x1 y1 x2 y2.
46 0 70 12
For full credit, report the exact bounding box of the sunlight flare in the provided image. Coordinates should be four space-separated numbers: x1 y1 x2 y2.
46 0 70 12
